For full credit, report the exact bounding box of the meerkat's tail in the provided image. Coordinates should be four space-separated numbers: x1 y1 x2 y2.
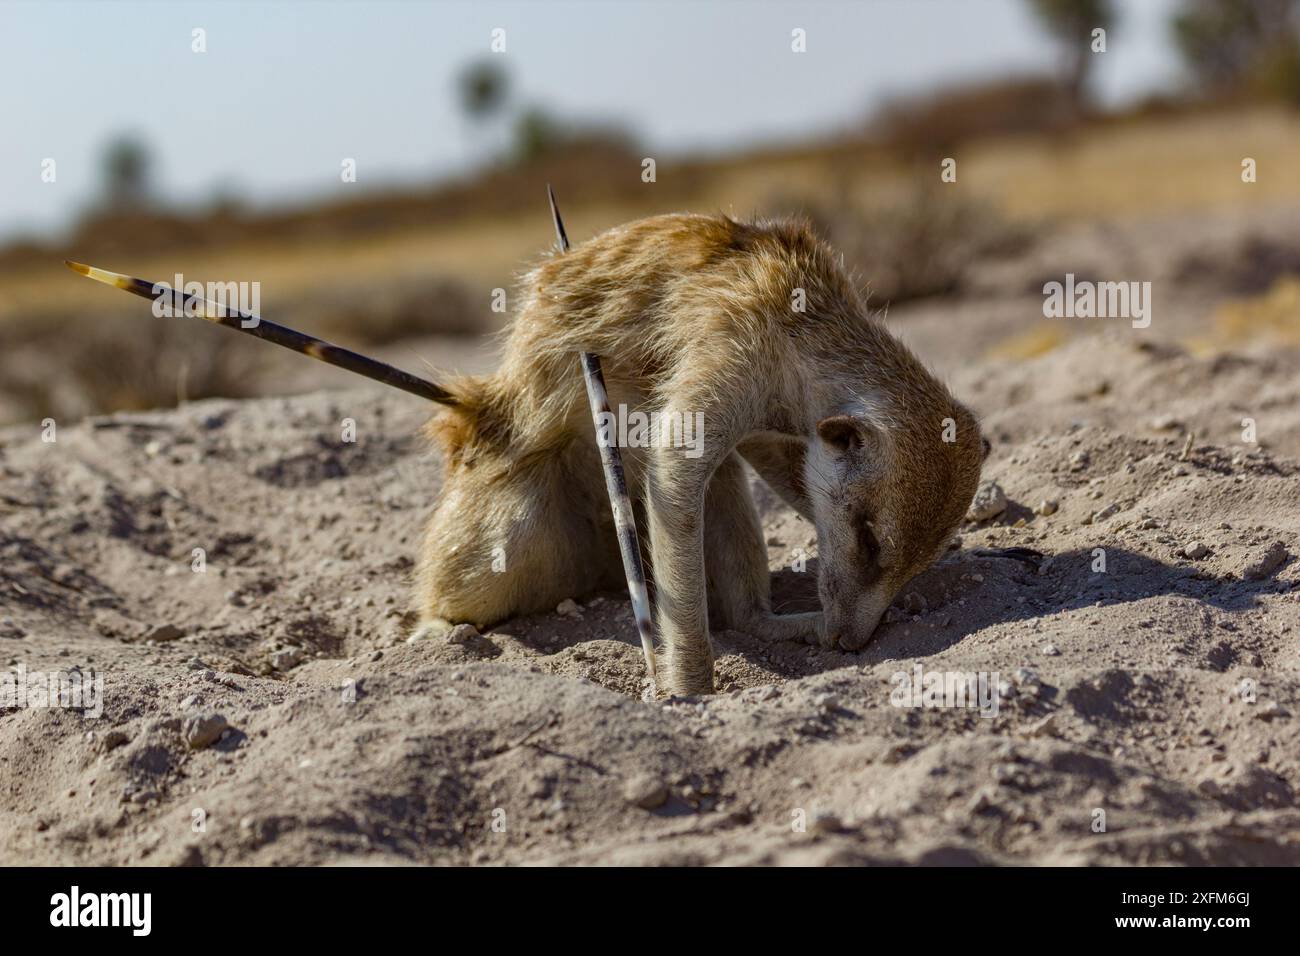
64 260 459 406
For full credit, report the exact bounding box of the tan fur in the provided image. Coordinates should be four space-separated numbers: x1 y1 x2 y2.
416 213 984 696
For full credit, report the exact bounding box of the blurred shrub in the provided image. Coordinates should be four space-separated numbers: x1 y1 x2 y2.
1173 0 1300 105
509 106 639 166
1175 234 1300 294
0 272 488 424
873 76 1077 157
307 275 487 345
0 310 260 422
1213 275 1300 344
769 180 1035 305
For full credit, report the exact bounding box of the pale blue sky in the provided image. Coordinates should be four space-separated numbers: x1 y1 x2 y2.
1 0 1182 240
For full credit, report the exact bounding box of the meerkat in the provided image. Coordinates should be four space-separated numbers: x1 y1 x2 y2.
415 212 987 697
66 212 985 698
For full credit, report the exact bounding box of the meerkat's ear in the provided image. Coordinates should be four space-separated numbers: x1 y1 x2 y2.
981 436 992 461
815 415 887 464
816 415 864 453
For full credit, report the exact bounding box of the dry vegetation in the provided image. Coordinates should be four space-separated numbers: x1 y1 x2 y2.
4 101 1300 425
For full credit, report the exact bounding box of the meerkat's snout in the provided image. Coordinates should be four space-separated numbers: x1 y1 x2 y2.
819 580 891 651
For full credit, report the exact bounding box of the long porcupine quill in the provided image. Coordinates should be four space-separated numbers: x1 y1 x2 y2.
547 186 659 686
64 260 456 404
66 191 659 686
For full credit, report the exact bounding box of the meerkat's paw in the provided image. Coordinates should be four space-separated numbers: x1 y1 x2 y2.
746 611 823 646
656 640 716 698
408 617 456 642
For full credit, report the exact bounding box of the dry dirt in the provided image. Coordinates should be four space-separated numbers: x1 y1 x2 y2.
2 215 1300 866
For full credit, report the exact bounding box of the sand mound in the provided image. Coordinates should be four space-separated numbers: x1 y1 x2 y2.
1 334 1297 865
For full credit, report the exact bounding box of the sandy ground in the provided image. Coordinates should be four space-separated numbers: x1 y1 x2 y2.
2 210 1300 866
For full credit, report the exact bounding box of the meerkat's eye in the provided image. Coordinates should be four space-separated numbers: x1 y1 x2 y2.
855 518 886 581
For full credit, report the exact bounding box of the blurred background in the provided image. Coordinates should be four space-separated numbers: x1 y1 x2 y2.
3 0 1300 426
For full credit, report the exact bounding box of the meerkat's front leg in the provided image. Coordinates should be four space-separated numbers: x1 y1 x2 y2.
704 453 822 645
645 440 721 696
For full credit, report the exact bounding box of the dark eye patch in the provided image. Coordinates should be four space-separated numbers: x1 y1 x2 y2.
855 514 884 587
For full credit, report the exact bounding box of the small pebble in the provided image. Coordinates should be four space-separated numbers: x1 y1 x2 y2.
183 712 230 750
966 481 1007 522
623 774 669 810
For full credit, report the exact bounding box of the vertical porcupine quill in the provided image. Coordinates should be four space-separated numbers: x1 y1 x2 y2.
547 186 658 684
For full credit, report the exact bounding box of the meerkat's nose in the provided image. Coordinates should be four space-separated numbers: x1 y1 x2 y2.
836 593 889 651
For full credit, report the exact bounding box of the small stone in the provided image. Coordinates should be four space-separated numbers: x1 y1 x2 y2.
1069 451 1090 470
555 598 582 617
623 774 669 810
966 481 1007 522
1184 541 1211 560
182 712 230 750
1254 701 1290 722
270 646 304 671
882 743 914 764
1091 503 1120 523
1243 541 1290 581
1042 643 1060 657
810 812 843 834
813 693 839 712
446 623 481 645
1026 713 1060 738
140 623 184 643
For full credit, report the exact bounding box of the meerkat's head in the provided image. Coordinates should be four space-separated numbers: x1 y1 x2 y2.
803 391 986 651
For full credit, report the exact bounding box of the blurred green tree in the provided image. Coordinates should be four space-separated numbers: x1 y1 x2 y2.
458 59 510 122
511 106 566 164
100 134 153 211
1172 0 1300 104
1026 0 1117 113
